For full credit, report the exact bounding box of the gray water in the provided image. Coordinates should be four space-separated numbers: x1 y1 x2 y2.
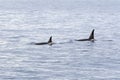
0 0 120 80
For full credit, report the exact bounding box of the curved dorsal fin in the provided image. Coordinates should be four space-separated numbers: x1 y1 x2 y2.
89 29 94 40
48 36 52 43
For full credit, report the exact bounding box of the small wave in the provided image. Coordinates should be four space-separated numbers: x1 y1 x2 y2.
102 39 114 42
0 40 7 44
81 49 89 52
58 40 74 44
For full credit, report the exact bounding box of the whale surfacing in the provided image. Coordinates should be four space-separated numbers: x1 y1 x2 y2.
76 29 95 41
35 36 53 45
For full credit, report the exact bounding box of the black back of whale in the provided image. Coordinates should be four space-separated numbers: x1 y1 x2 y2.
35 36 52 45
76 29 95 41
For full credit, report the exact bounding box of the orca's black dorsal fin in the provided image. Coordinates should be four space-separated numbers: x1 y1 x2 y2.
48 36 52 43
88 29 94 40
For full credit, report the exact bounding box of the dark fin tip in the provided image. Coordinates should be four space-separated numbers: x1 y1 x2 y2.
48 36 52 43
89 29 95 40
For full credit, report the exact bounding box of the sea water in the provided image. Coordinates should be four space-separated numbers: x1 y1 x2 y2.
0 0 120 80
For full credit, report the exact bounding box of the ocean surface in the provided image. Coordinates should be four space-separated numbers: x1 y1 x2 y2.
0 0 120 80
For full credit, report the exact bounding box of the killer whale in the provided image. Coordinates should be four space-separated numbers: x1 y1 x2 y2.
76 29 95 41
34 36 53 45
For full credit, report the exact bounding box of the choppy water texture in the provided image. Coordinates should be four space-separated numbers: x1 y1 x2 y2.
0 2 120 80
